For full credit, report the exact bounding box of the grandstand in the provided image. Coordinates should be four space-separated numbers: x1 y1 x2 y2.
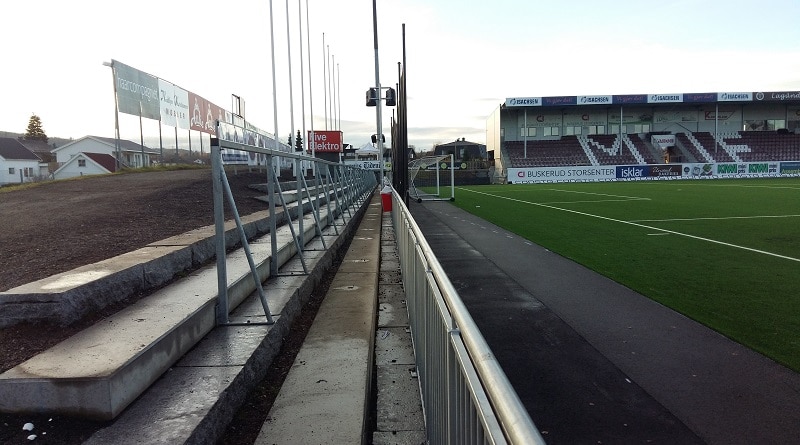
486 92 800 182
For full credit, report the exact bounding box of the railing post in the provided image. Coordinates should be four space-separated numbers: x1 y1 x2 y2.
296 158 304 247
267 153 279 277
211 141 229 325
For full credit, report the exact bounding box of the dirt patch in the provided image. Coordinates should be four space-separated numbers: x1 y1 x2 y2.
0 167 311 444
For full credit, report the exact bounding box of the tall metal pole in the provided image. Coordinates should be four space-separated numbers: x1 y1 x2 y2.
298 0 307 168
285 0 296 166
158 122 163 164
332 54 337 131
138 104 145 167
328 46 333 132
524 109 528 158
337 62 341 131
103 61 121 171
372 0 385 183
268 0 281 275
323 33 328 131
715 102 719 158
306 0 316 172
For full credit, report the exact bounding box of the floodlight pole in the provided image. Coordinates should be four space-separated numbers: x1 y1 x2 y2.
372 0 385 183
103 61 121 171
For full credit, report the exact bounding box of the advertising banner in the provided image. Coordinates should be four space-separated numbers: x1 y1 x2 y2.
684 93 717 103
424 161 470 170
754 91 800 102
682 163 716 177
651 134 675 148
615 165 682 179
717 92 752 102
527 113 562 127
780 162 800 175
648 94 683 104
344 160 389 170
509 161 799 184
506 97 542 107
158 80 190 129
577 95 612 105
654 110 697 123
563 110 607 127
188 92 225 135
703 109 739 121
542 96 577 106
509 166 616 183
612 94 648 105
308 131 344 153
113 59 159 119
608 112 653 124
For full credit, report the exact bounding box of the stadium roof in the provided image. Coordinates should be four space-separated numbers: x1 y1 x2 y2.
504 91 800 108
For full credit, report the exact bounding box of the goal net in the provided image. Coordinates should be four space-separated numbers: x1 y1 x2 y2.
408 154 455 202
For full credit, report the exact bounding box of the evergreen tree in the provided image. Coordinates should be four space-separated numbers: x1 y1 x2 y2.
24 114 48 142
295 130 303 152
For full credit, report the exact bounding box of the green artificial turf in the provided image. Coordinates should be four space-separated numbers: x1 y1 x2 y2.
449 178 800 372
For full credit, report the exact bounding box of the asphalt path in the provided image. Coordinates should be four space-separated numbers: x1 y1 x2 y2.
408 199 800 445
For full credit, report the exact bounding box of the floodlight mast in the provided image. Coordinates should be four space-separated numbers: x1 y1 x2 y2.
103 60 121 171
371 0 385 183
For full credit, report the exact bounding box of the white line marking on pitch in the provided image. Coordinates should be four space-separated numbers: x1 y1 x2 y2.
548 188 651 201
461 188 800 263
632 214 800 222
541 199 649 205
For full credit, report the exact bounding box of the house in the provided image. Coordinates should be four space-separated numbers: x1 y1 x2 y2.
51 136 159 175
0 138 43 185
434 138 487 161
52 152 119 180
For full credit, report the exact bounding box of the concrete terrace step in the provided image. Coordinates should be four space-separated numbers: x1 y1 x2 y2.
0 190 371 421
251 181 343 206
0 185 345 328
83 196 381 445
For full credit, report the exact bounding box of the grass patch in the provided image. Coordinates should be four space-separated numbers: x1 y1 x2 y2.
451 178 800 372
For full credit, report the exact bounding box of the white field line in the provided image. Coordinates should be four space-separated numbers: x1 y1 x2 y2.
686 184 800 190
459 188 800 263
541 199 648 205
547 188 651 201
632 214 800 223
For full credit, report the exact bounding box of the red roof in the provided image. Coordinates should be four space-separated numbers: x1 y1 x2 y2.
83 152 118 173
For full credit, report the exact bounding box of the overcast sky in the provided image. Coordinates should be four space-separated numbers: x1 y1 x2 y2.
3 0 800 151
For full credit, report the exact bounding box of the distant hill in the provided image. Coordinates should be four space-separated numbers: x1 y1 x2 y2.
0 131 75 150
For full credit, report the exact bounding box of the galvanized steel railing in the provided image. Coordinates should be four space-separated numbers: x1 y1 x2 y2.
210 137 377 325
390 186 545 445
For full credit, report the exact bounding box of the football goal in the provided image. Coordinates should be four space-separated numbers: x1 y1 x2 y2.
408 154 455 202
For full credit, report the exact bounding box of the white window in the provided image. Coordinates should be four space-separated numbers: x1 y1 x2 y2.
587 125 606 135
78 159 86 167
542 126 560 137
611 124 627 134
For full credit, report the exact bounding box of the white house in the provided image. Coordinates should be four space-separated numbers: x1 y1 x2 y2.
51 136 158 172
0 138 43 185
52 152 118 180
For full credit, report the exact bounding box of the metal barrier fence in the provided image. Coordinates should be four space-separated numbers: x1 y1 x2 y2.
210 137 377 325
390 186 545 445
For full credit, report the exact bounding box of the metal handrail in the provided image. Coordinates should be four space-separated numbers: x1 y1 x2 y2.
390 185 544 444
209 136 376 325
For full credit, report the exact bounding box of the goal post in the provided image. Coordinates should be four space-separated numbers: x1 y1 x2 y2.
408 154 455 202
